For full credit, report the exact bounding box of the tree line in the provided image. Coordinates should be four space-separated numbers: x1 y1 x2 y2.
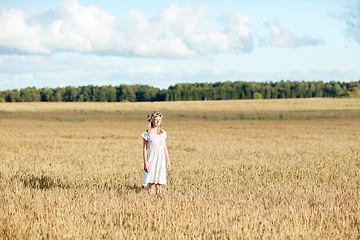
0 80 359 102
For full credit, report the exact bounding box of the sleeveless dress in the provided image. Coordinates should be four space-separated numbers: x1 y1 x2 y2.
141 129 167 186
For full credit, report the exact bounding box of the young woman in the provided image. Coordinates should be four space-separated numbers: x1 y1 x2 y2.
141 111 171 194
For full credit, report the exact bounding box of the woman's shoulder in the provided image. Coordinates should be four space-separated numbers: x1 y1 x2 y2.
141 130 149 139
161 129 167 134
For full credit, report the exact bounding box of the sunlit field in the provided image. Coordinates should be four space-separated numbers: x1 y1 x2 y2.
0 98 359 239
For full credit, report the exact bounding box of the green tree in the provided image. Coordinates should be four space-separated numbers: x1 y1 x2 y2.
20 87 41 102
40 88 54 102
253 92 262 99
53 88 65 102
107 86 117 102
7 90 22 102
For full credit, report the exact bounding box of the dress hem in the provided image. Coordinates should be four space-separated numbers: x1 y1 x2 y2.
142 182 166 186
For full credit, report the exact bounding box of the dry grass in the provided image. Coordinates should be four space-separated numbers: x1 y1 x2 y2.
0 98 359 239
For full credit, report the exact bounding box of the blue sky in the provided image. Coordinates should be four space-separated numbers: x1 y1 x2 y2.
0 0 359 90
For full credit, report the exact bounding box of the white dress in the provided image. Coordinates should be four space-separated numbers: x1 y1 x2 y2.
141 129 167 186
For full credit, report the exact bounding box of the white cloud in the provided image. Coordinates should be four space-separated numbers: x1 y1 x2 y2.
125 65 165 79
0 1 253 58
1 66 356 91
0 0 116 54
262 19 322 48
344 3 360 44
218 12 253 53
1 51 358 91
116 3 253 58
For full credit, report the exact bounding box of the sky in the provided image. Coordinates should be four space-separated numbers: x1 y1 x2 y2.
0 0 359 90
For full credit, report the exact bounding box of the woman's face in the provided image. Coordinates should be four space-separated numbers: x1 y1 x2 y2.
151 116 161 127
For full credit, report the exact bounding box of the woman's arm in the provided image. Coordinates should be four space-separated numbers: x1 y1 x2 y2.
164 142 171 170
143 139 149 173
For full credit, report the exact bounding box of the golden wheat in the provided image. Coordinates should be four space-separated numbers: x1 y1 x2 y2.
0 98 359 239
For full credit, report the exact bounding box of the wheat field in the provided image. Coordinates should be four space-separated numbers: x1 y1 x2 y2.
0 98 359 239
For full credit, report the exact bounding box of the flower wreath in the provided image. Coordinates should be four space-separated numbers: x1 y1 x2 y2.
147 111 163 122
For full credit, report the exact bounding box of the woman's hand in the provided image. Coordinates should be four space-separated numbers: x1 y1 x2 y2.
166 161 171 171
144 162 150 173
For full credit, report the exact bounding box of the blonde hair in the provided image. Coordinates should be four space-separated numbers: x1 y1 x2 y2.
147 116 163 136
